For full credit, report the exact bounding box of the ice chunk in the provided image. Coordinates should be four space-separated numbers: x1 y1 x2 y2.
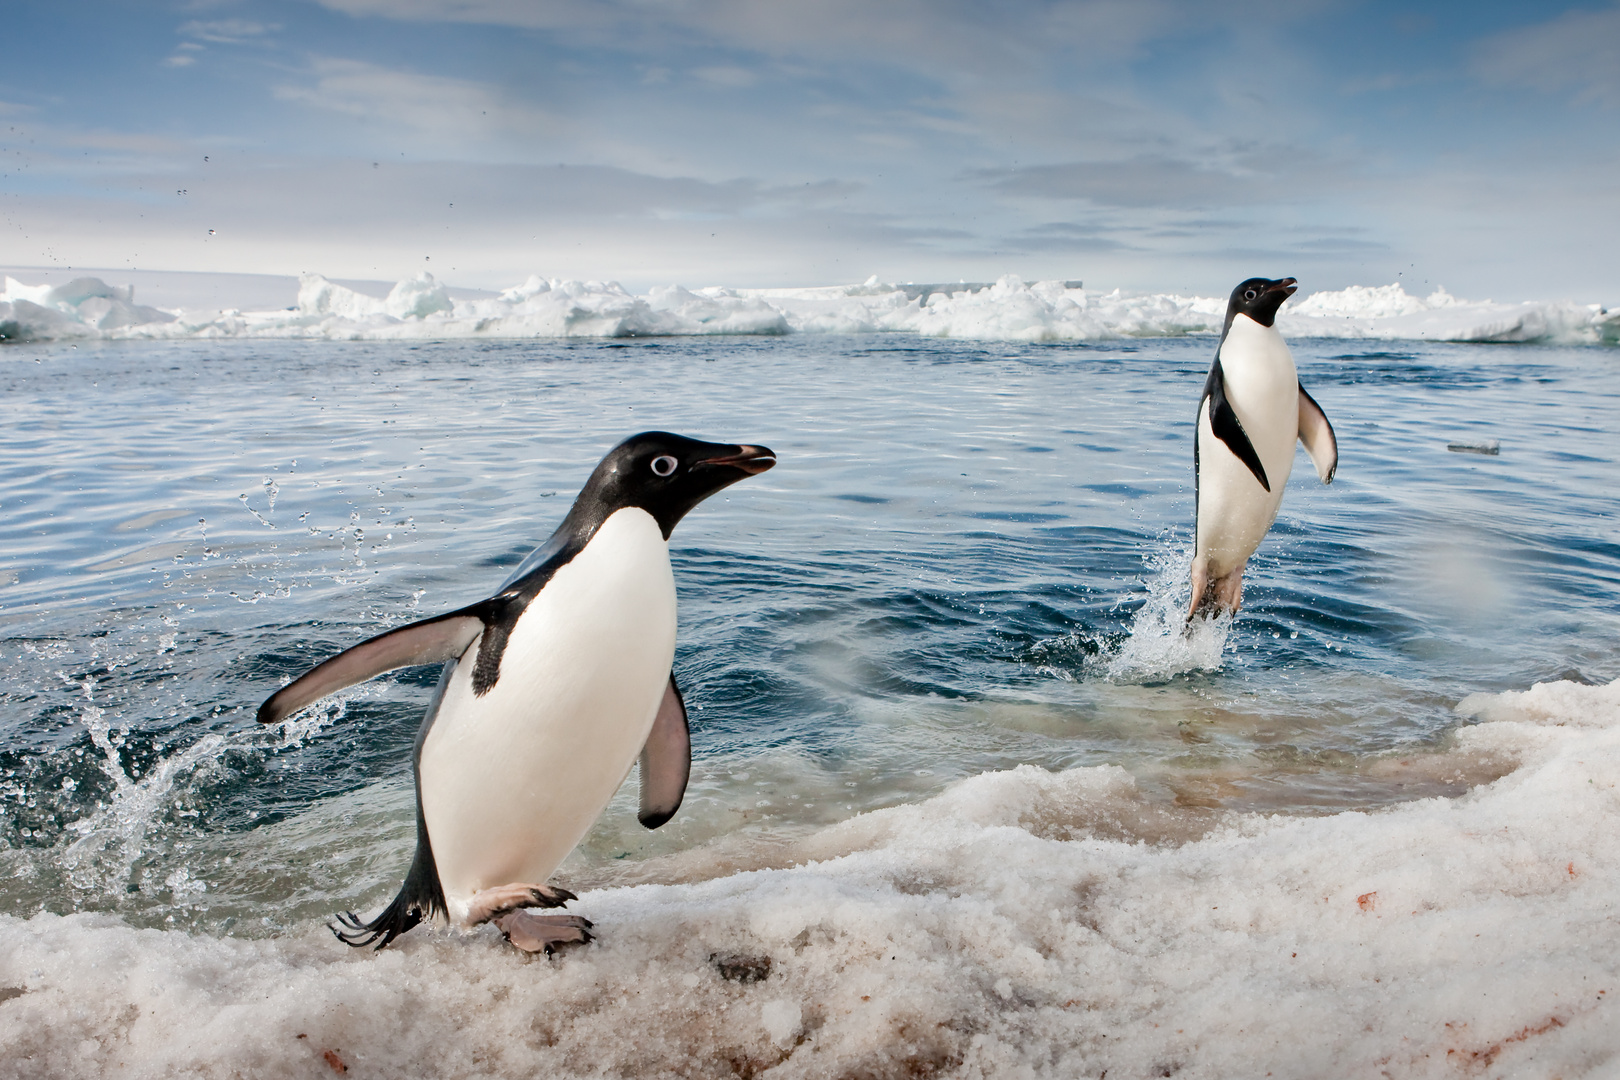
1 271 1615 345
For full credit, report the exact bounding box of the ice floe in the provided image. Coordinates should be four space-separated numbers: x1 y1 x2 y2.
3 270 1617 345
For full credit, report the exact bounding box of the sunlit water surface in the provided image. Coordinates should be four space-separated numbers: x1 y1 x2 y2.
1 335 1616 935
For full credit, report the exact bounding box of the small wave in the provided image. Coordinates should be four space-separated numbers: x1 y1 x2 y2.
3 271 1615 344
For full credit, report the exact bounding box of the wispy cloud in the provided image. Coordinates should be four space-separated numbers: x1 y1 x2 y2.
1474 3 1620 107
971 140 1357 211
311 0 1193 78
272 57 558 141
693 66 757 89
179 19 280 45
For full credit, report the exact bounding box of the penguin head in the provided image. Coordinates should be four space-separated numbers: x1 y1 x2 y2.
1225 277 1297 329
573 431 776 539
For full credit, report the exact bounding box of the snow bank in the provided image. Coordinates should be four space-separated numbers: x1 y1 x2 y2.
1 677 1617 1078
3 271 1616 345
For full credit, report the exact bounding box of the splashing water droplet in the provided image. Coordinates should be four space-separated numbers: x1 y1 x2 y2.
1104 539 1231 683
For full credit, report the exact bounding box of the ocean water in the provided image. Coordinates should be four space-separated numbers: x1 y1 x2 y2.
1 331 1618 1078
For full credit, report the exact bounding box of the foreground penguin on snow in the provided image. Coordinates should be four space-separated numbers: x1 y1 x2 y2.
258 432 775 953
1190 277 1337 618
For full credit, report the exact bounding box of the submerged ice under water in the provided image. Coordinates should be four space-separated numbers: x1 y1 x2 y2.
1 332 1618 1077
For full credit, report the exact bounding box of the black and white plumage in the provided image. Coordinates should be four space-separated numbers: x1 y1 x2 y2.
257 432 775 952
1190 277 1338 618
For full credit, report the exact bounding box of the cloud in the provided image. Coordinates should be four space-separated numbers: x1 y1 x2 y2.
6 154 970 288
1474 4 1620 107
975 155 1249 208
1003 223 1135 253
272 57 558 141
693 66 757 89
179 19 279 45
971 141 1354 210
310 0 1194 78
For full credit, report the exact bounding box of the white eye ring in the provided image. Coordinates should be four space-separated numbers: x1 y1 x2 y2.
1244 289 1258 301
651 455 678 477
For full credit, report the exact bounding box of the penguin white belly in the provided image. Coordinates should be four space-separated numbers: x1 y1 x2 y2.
1195 318 1300 578
418 507 676 923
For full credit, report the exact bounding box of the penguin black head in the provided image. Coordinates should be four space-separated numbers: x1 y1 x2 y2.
1224 277 1297 330
569 431 775 539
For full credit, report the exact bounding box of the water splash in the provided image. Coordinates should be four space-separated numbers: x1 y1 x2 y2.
40 665 371 909
1102 541 1231 683
59 676 228 896
238 492 274 529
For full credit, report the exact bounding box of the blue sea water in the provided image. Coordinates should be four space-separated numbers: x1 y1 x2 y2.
0 333 1616 940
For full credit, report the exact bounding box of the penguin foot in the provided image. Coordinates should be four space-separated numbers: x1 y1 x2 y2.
1187 561 1245 621
493 911 594 955
466 883 578 924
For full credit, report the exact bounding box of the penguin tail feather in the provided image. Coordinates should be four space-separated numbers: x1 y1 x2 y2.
330 810 447 950
330 895 428 951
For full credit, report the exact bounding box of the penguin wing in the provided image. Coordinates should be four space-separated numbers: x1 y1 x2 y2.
1297 383 1338 484
1203 359 1270 492
257 608 487 725
637 674 691 830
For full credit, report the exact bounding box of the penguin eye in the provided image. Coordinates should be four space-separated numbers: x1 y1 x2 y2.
1244 289 1258 301
650 455 679 477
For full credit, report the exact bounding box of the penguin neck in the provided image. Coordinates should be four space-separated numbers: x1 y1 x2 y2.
1220 305 1282 347
1218 316 1297 394
1220 314 1286 360
557 493 613 549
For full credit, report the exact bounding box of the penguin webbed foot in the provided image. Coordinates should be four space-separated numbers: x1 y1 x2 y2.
1186 563 1245 623
494 911 594 955
465 882 578 925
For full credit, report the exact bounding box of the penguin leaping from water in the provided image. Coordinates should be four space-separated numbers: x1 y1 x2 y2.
1189 277 1337 618
258 432 775 953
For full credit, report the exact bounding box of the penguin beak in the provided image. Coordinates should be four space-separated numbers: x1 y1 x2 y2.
1268 278 1298 299
699 445 776 475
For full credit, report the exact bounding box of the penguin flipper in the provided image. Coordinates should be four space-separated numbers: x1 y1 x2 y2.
258 609 486 725
1297 383 1338 483
1205 360 1270 492
637 674 691 830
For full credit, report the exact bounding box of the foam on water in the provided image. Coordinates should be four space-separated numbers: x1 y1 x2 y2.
1 677 1616 1078
3 271 1617 344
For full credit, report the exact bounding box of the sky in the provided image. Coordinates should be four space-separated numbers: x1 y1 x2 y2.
1 0 1617 299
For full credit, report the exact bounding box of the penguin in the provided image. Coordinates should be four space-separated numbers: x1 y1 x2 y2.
257 432 775 953
1189 277 1337 618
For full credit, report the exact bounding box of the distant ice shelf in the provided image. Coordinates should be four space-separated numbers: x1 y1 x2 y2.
2 270 1616 345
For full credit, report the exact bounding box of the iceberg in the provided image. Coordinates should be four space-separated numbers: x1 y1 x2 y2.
0 276 175 341
1 270 1614 346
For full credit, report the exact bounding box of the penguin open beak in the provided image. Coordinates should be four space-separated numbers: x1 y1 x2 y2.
699 445 776 475
1268 277 1298 299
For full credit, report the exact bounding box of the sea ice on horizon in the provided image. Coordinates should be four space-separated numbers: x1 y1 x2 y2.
1 676 1617 1078
2 270 1617 346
